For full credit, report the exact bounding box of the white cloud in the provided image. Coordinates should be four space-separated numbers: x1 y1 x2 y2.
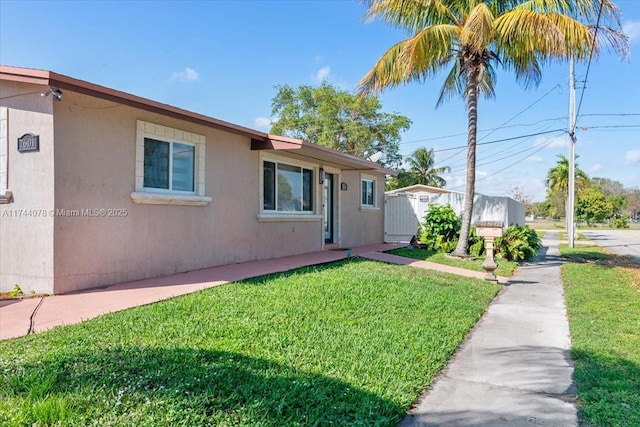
625 149 640 164
253 117 272 130
589 164 603 173
533 135 567 149
623 20 640 43
171 67 199 82
315 66 331 83
525 155 544 164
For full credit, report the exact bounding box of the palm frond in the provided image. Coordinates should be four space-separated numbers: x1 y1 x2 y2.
460 3 495 52
400 23 459 73
495 9 566 57
436 55 465 106
363 0 459 31
358 24 458 95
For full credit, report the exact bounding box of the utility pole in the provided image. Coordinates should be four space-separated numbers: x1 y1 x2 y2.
568 56 576 248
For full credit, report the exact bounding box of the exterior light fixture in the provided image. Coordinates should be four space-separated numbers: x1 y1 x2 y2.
41 87 63 101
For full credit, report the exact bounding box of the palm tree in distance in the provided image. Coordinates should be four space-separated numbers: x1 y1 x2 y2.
357 0 627 257
408 147 450 187
545 154 588 196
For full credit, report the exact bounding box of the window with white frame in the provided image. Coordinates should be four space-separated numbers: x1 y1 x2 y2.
361 175 376 207
263 159 314 212
132 120 210 206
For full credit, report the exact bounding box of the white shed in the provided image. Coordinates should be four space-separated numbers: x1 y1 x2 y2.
384 185 525 243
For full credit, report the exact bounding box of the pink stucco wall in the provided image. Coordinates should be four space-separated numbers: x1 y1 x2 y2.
1 83 387 294
0 83 55 294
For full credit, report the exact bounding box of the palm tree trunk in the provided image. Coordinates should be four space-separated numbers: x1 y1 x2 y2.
452 68 479 258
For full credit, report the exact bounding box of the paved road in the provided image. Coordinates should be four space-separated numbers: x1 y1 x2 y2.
580 229 640 261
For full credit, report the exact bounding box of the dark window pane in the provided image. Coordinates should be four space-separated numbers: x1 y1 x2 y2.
369 181 375 205
263 161 276 210
303 168 313 211
144 138 169 189
172 142 195 192
362 180 367 205
362 179 375 206
277 163 302 211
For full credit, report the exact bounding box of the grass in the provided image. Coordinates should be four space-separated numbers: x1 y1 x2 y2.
0 259 500 426
387 248 519 277
560 244 640 426
558 232 587 241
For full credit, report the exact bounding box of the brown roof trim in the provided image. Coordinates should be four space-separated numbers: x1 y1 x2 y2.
1 65 394 175
255 135 395 175
0 65 269 142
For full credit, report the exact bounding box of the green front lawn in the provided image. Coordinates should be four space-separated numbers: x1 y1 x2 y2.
387 248 519 277
560 244 640 426
0 259 500 426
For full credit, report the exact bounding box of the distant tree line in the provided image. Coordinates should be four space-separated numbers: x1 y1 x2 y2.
528 155 639 227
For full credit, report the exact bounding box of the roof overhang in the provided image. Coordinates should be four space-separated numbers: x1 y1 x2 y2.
252 134 395 175
1 65 395 175
0 65 269 142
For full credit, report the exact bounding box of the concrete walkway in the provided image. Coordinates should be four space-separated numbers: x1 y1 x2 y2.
1 235 579 425
399 231 577 426
0 243 408 340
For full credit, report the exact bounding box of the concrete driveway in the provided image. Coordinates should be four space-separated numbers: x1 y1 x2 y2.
580 229 640 261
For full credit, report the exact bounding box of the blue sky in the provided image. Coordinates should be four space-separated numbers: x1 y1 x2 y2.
1 0 638 201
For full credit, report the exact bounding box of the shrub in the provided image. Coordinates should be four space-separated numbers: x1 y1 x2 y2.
495 225 541 262
468 227 485 257
611 215 629 229
419 204 461 252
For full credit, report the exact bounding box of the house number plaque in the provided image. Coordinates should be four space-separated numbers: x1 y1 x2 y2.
18 133 40 152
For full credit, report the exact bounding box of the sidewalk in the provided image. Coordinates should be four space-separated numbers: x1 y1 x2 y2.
2 243 408 340
1 242 516 341
1 235 579 426
398 231 577 426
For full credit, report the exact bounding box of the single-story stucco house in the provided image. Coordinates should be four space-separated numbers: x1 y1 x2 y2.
385 184 525 242
0 66 392 295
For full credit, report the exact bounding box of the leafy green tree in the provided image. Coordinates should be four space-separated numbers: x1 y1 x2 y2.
386 170 419 190
576 186 611 225
357 0 627 257
270 83 411 168
607 194 627 217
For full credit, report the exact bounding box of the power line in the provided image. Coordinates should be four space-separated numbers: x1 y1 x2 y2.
443 126 566 175
579 113 640 117
401 85 564 147
448 137 562 190
581 124 640 129
432 129 566 153
573 0 605 132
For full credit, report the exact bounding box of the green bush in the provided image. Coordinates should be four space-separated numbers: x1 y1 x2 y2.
468 227 485 257
495 225 541 262
611 215 629 229
419 204 460 253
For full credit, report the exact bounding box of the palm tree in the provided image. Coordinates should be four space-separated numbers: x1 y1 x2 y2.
545 154 589 222
407 147 450 187
357 0 627 257
545 154 588 196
